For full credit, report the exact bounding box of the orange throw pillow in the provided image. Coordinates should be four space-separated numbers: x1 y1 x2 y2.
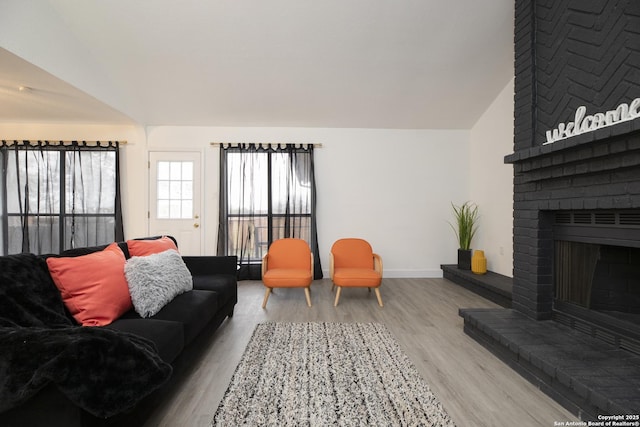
46 243 132 326
127 236 178 257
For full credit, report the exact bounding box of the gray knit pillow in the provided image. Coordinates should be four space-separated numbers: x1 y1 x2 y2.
124 249 193 318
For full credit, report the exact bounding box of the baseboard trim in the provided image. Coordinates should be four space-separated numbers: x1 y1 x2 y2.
320 269 443 279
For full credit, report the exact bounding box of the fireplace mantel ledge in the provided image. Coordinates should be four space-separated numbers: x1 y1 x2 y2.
504 119 640 164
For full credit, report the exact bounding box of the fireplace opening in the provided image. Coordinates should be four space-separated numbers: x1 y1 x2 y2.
552 210 640 355
555 241 640 322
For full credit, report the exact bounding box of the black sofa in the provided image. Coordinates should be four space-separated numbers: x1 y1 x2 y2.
0 237 237 427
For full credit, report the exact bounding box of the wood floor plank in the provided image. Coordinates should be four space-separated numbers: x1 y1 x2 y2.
141 278 578 427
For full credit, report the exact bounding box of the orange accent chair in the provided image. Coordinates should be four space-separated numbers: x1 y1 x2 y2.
330 238 383 307
261 238 313 308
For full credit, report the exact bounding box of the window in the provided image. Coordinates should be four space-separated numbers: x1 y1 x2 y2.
156 160 194 219
0 141 123 255
217 143 321 280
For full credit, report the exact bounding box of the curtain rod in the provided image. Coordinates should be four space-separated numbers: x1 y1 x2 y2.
1 140 127 147
210 142 322 148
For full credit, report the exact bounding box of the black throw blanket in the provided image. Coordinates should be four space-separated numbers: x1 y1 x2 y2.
0 253 172 418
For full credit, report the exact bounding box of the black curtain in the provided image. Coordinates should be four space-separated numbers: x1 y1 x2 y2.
217 143 322 280
0 140 124 255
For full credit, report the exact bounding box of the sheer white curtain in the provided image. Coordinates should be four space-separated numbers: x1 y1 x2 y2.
217 143 322 280
0 141 124 255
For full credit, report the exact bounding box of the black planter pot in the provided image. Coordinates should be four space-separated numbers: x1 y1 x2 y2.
457 249 472 270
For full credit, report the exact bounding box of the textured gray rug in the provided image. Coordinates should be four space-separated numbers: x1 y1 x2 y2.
212 322 456 426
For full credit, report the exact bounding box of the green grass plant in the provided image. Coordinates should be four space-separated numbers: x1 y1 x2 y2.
449 201 479 250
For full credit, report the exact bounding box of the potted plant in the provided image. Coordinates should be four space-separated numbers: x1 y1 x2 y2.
449 201 479 270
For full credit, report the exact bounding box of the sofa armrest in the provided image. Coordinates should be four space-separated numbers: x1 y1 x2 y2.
182 256 238 277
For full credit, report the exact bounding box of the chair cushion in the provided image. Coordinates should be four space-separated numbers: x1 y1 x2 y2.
151 290 218 344
263 268 312 288
333 268 382 288
191 274 236 307
120 290 218 345
105 318 184 363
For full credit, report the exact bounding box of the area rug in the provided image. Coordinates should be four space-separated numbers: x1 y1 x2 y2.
212 322 456 426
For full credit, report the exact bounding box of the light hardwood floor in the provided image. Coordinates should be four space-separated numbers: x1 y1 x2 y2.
141 278 578 427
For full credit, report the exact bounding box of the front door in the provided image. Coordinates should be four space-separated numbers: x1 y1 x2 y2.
148 151 202 255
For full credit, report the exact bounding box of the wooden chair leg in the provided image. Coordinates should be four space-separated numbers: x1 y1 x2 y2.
262 287 272 309
374 287 383 307
304 287 312 307
331 283 335 292
334 286 342 306
368 287 372 293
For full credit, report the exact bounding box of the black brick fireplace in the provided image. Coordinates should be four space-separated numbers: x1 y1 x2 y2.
506 131 640 344
460 0 640 420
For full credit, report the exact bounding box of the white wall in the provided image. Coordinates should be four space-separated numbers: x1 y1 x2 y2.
0 123 484 278
146 126 470 277
468 78 514 277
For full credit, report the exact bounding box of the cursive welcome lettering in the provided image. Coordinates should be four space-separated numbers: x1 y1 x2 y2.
544 98 640 145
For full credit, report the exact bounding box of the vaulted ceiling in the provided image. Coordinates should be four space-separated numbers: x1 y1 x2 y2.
0 1 514 129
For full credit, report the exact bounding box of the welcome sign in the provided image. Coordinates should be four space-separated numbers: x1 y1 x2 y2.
544 98 640 145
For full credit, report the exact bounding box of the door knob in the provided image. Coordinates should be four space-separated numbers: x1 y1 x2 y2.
194 223 200 228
